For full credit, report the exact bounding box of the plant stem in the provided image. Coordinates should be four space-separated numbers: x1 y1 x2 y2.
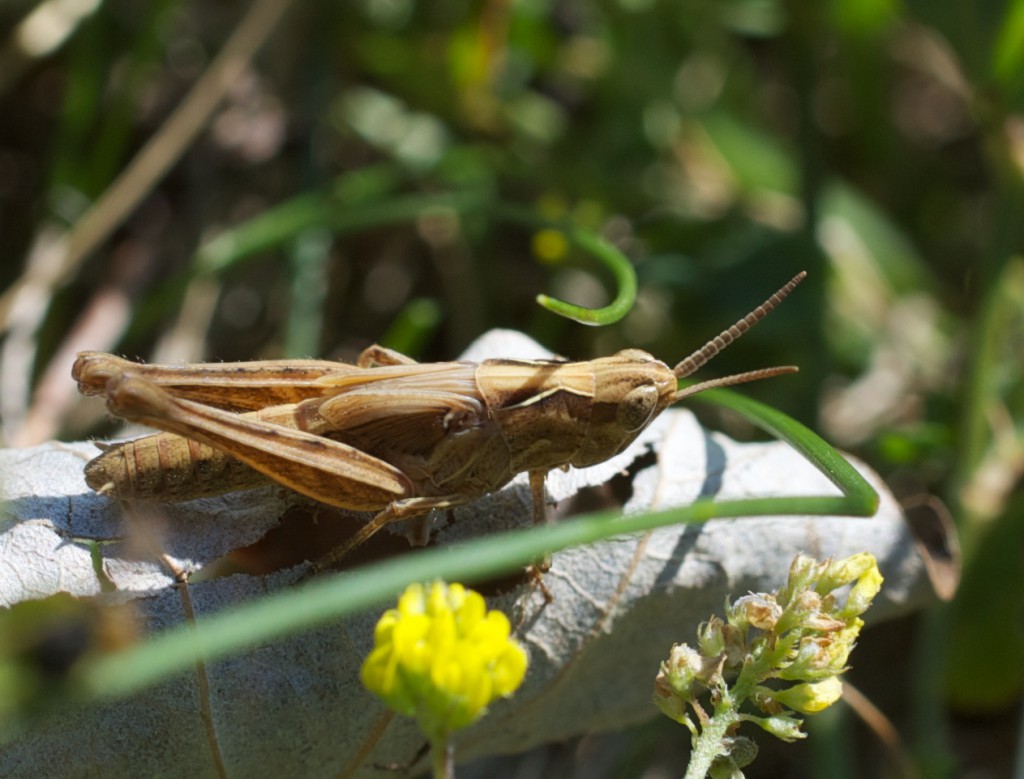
684 706 740 779
431 735 454 779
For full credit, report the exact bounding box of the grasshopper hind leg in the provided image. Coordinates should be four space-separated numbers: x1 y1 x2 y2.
306 494 473 576
96 374 415 510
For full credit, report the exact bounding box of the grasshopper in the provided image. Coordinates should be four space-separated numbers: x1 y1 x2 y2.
73 272 805 573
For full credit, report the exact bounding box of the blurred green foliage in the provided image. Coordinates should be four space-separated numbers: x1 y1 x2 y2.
2 0 1024 775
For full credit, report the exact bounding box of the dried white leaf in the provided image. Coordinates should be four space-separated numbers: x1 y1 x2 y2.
0 330 937 778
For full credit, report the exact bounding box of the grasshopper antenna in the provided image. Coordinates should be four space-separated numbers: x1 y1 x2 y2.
672 271 806 402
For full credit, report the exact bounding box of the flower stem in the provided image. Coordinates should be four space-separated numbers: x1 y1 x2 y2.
683 706 740 779
431 736 454 779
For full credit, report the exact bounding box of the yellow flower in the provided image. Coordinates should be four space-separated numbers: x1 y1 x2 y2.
361 582 528 739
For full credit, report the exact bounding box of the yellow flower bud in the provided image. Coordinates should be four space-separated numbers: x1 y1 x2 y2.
743 712 807 742
771 677 844 714
841 559 884 618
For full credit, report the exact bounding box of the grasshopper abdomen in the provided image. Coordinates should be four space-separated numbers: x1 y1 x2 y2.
85 435 267 500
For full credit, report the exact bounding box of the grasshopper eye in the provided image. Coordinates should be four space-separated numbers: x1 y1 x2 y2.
617 384 659 432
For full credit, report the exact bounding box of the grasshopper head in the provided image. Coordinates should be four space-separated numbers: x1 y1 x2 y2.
571 349 678 467
570 272 806 468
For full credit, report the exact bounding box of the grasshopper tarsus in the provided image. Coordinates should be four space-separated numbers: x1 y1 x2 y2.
525 564 555 604
75 273 806 575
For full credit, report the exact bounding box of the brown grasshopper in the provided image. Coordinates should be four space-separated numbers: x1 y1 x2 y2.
72 272 805 572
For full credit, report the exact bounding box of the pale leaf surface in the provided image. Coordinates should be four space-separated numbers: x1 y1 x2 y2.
0 331 936 778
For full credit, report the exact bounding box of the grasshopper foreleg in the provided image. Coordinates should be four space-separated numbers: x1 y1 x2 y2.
528 469 555 584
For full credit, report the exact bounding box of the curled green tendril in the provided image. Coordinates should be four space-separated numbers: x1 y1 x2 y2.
534 227 637 325
490 203 637 326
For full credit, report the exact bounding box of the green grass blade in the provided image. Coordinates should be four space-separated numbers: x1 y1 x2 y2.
695 388 879 517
